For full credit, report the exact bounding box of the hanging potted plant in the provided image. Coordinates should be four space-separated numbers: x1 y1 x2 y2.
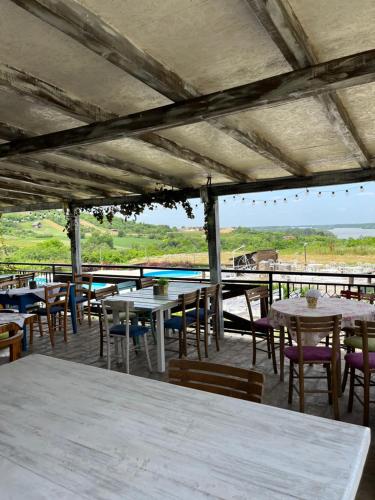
153 278 169 296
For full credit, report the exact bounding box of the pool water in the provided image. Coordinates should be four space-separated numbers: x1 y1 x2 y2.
35 277 109 290
144 270 200 278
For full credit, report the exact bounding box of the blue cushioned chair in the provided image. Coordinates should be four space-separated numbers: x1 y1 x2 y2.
164 289 201 359
102 298 152 373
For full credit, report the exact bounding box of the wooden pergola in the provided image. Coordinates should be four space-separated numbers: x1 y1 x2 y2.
1 0 375 283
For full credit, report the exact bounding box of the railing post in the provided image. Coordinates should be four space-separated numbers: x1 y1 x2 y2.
204 192 224 338
68 205 82 280
268 272 273 304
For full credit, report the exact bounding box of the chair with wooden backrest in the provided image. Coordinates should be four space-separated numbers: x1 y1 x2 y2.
74 273 93 326
345 320 375 426
102 298 152 373
137 277 154 289
92 285 119 357
15 273 35 288
164 290 201 359
244 286 278 374
187 283 221 357
340 289 361 301
286 314 341 419
0 324 23 362
36 283 70 347
168 359 264 403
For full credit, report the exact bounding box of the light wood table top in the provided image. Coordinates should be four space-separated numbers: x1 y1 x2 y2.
0 355 369 499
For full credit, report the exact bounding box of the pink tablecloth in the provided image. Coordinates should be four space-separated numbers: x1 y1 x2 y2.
269 297 375 345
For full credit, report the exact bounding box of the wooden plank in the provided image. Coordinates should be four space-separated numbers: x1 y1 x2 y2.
0 355 369 499
1 47 375 159
246 0 370 167
0 62 247 183
0 121 187 190
10 0 301 177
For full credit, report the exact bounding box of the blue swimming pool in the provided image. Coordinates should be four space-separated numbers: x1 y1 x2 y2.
144 270 200 278
35 277 110 290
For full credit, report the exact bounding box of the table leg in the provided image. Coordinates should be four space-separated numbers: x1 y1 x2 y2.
69 286 77 334
19 297 28 352
156 309 165 373
280 326 285 382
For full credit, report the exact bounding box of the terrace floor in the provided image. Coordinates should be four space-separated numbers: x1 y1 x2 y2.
7 317 375 499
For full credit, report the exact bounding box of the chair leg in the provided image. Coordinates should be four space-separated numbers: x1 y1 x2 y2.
266 333 271 359
204 321 209 358
341 358 350 393
363 372 370 426
269 328 277 374
107 334 111 370
120 337 127 371
326 364 333 405
29 319 34 346
178 329 183 358
348 366 355 412
288 362 294 404
298 364 305 413
38 316 43 337
195 324 202 361
252 333 256 366
144 334 152 372
214 315 220 352
331 363 340 420
47 314 55 348
99 318 104 357
87 303 92 327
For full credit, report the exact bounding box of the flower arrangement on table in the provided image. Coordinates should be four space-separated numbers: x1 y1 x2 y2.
153 278 169 296
305 288 321 308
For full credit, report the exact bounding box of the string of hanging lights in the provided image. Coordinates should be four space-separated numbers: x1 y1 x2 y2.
220 185 366 207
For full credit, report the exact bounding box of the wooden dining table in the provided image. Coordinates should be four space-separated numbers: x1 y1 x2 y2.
0 355 369 499
105 281 210 372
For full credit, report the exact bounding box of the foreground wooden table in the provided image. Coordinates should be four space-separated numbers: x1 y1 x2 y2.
0 356 369 500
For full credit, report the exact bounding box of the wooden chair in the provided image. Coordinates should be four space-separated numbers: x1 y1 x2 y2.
102 298 152 373
137 277 154 289
15 273 35 288
340 289 361 300
286 314 341 419
244 286 278 374
168 359 264 403
0 324 23 362
37 283 70 347
164 290 201 359
346 320 375 426
74 273 93 326
187 283 221 357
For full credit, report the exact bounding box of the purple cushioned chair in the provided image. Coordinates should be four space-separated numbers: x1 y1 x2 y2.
244 286 278 374
285 314 341 419
345 320 375 426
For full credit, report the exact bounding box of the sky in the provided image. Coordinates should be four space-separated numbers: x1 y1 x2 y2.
136 181 375 228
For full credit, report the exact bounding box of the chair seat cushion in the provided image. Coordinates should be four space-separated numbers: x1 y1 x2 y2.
345 352 375 371
344 335 375 351
164 315 195 331
186 308 212 322
254 317 273 331
37 305 64 315
285 346 333 362
109 324 149 337
105 311 137 323
75 296 88 304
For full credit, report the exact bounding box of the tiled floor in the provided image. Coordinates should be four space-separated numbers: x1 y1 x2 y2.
10 318 375 499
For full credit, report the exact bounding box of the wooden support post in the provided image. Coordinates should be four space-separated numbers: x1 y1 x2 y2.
204 193 224 339
69 205 82 279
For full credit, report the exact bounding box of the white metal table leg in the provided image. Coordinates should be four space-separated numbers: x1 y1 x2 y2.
156 309 165 373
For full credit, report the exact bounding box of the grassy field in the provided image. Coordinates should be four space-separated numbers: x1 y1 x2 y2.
0 211 374 267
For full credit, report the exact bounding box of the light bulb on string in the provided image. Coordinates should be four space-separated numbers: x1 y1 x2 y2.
360 185 364 192
283 198 287 203
295 194 299 200
318 191 322 197
264 200 267 206
252 200 256 206
241 197 245 202
273 200 277 204
331 191 335 197
305 189 310 195
345 189 349 195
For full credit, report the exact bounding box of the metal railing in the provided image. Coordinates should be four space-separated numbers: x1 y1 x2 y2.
0 261 373 300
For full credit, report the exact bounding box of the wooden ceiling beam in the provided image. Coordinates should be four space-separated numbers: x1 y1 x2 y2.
0 62 247 183
10 0 288 179
0 176 73 199
246 0 370 168
1 47 375 160
0 120 187 190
